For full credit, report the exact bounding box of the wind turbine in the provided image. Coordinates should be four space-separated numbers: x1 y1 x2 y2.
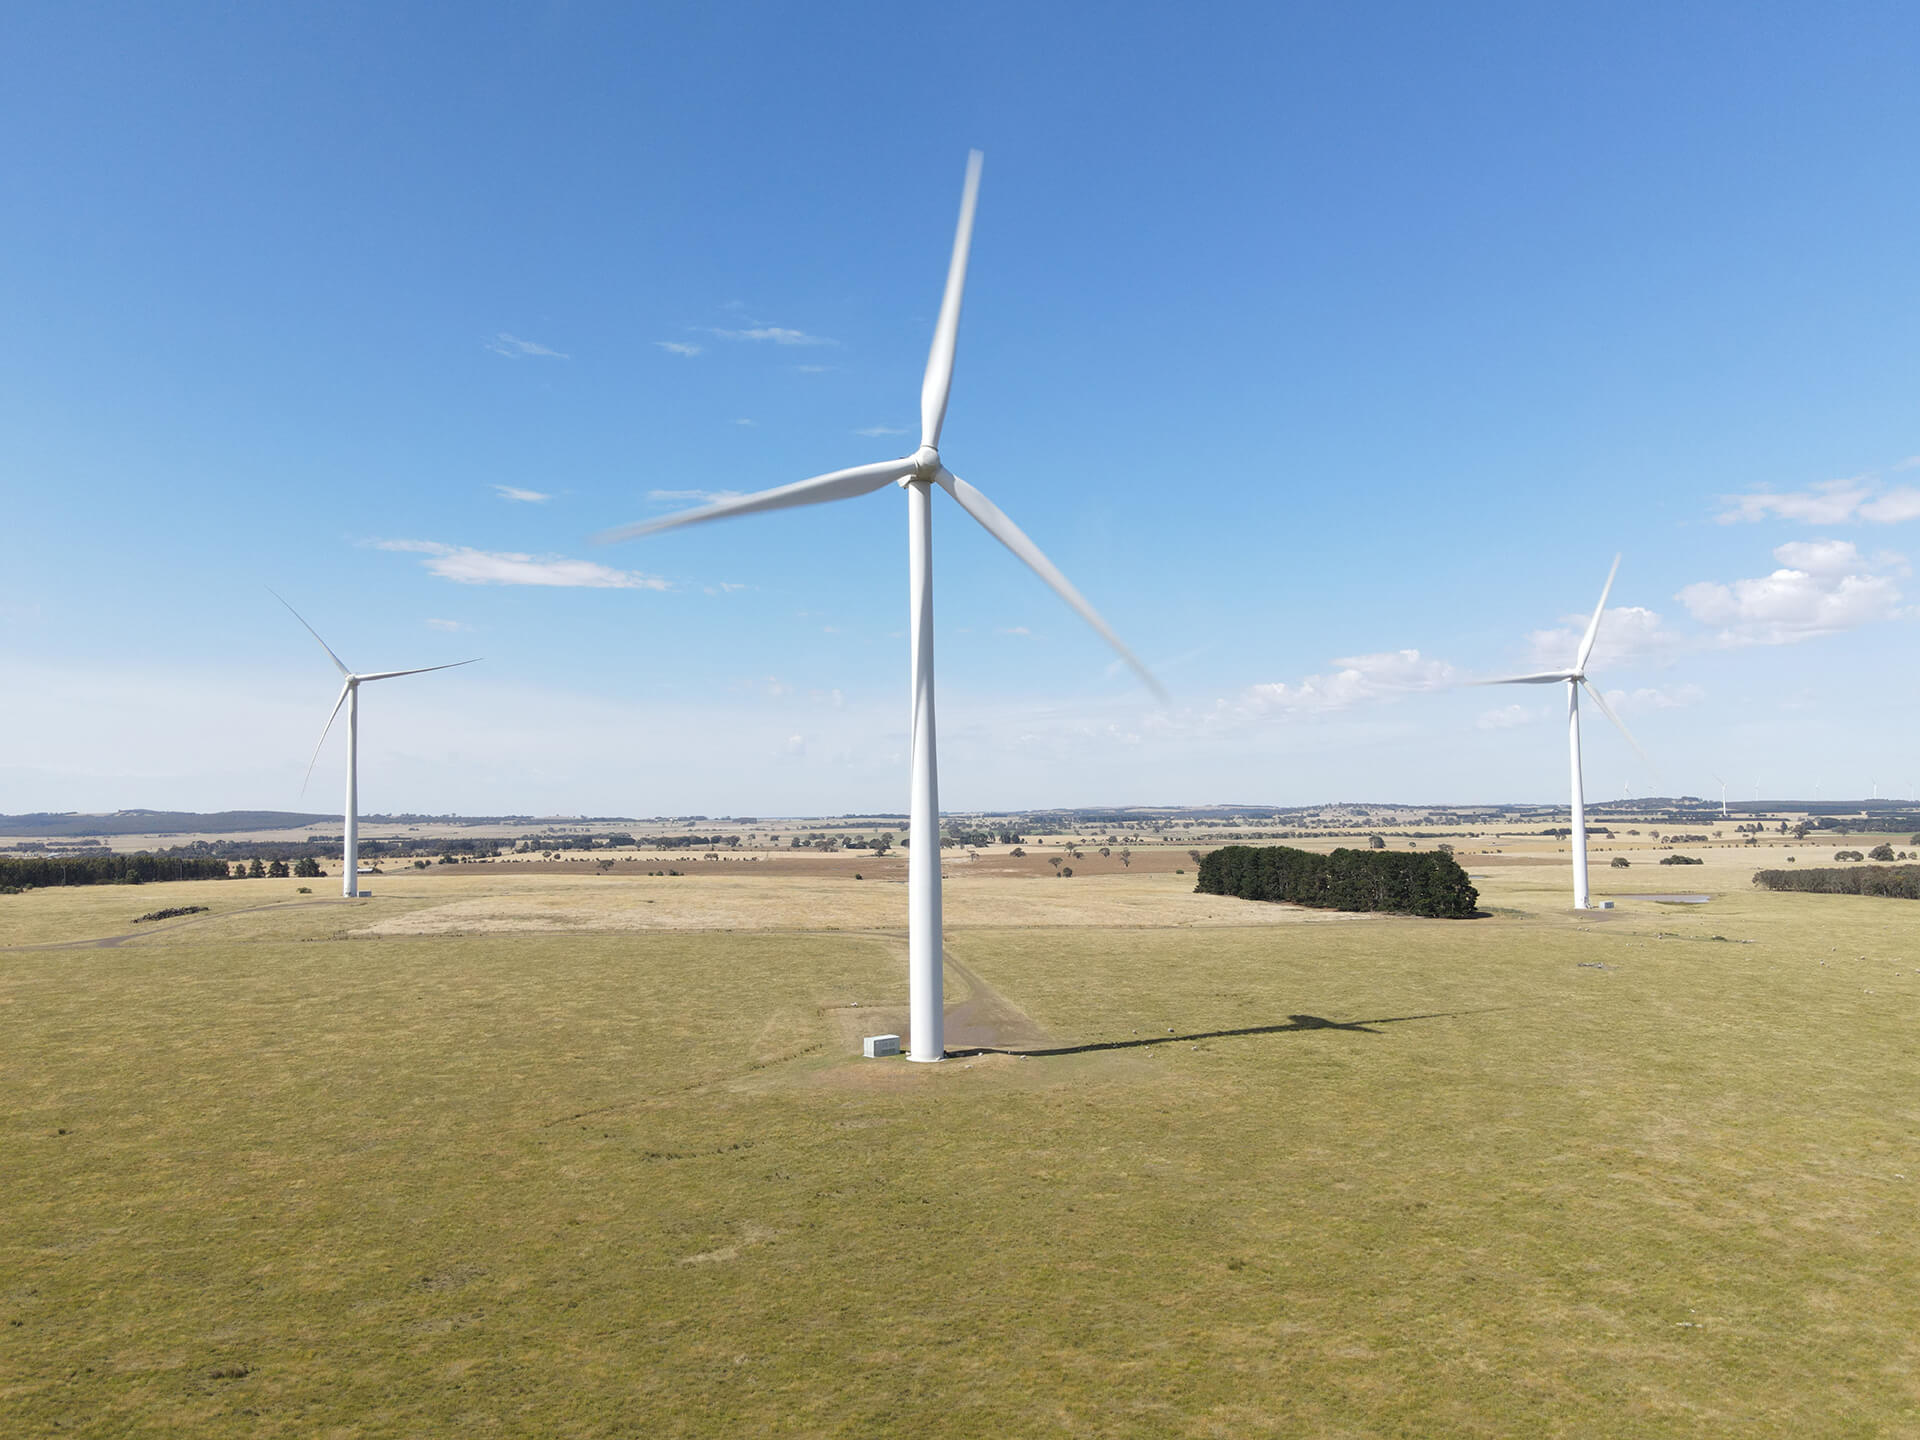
274 593 479 899
1711 772 1729 819
1478 556 1648 910
597 151 1163 1061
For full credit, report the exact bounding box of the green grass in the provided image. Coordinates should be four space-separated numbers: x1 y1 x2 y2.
4 874 1920 1436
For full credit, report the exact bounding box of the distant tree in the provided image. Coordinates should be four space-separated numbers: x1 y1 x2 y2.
1869 843 1895 861
1367 835 1385 850
266 859 289 878
1119 848 1132 868
872 833 893 857
1060 866 1073 878
1099 846 1110 859
598 858 615 871
1436 843 1453 856
1049 857 1063 874
1009 846 1025 858
1188 850 1202 865
1611 855 1630 868
293 856 322 878
246 858 266 878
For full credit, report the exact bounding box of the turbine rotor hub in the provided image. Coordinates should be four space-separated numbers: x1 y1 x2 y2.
904 445 941 482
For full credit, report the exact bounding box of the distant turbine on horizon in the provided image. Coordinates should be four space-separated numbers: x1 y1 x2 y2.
1477 556 1650 910
595 152 1163 1062
274 592 478 899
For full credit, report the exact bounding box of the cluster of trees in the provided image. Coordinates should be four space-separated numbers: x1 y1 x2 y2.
1659 854 1704 866
1754 865 1920 899
225 856 324 879
0 853 233 891
1194 845 1479 919
943 826 1025 848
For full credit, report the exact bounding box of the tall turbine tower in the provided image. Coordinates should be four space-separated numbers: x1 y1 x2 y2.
1711 773 1729 819
1479 556 1648 910
598 152 1163 1061
276 594 479 898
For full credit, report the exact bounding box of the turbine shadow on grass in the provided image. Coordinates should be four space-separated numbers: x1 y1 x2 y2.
948 1008 1500 1059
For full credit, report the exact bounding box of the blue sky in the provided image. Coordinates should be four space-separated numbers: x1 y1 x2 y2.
4 2 1917 816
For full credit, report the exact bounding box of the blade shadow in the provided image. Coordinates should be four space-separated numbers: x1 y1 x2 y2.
947 1007 1504 1059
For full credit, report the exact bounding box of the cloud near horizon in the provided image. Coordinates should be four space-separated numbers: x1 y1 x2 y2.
371 540 670 590
491 484 550 504
654 341 702 357
1243 649 1458 717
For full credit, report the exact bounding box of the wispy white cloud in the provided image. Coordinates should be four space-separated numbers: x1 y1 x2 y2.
491 484 550 504
732 418 758 427
485 333 570 360
855 425 910 438
1677 539 1905 644
1244 649 1458 717
1528 605 1683 670
708 326 836 347
654 341 702 357
996 626 1032 637
425 618 470 632
1601 684 1705 711
371 540 670 591
1477 703 1540 730
650 488 742 505
1717 460 1920 526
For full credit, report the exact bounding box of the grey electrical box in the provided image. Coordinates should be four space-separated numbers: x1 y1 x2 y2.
863 1034 901 1058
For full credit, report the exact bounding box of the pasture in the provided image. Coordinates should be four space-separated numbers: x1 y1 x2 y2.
5 850 1919 1436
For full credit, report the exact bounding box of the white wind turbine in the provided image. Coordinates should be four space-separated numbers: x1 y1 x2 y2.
275 593 479 899
598 151 1164 1061
1479 555 1649 910
1711 772 1730 818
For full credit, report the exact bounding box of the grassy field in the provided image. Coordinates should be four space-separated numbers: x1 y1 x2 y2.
5 853 1920 1436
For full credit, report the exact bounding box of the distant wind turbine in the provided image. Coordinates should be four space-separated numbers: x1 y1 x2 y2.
596 152 1163 1061
274 593 478 899
1711 772 1729 819
1478 556 1649 910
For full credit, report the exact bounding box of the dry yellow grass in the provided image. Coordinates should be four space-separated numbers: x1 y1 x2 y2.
5 843 1920 1436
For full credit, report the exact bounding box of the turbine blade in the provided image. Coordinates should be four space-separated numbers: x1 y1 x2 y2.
302 682 351 795
1574 553 1621 674
1471 672 1574 686
270 588 350 677
937 468 1168 703
919 149 984 452
356 658 482 683
1580 678 1655 774
594 458 913 544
